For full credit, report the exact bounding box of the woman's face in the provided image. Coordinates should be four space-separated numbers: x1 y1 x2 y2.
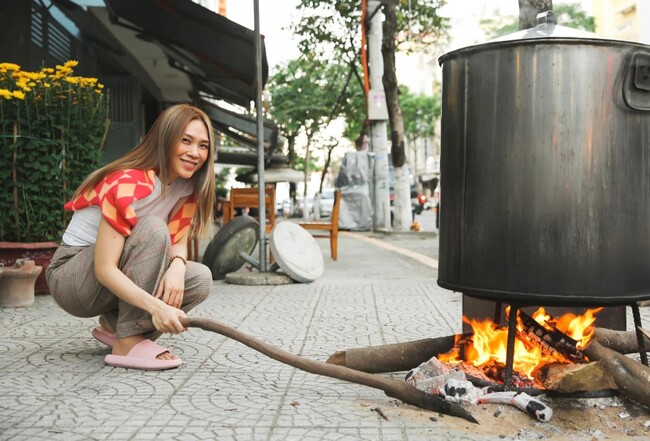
167 118 210 183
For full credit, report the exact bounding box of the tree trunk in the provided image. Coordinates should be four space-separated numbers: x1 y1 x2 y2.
519 0 553 30
287 133 298 210
319 141 338 193
302 132 313 220
382 0 411 231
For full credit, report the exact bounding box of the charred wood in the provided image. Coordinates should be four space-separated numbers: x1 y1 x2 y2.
514 309 586 363
479 391 553 422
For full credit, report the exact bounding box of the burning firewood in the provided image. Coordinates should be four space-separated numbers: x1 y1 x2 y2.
513 309 586 363
405 356 553 420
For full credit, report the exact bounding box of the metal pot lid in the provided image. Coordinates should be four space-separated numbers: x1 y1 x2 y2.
269 222 324 283
439 10 647 64
488 10 599 43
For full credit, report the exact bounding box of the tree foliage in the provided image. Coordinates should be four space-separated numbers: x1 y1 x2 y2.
267 56 363 157
291 0 449 145
400 85 441 144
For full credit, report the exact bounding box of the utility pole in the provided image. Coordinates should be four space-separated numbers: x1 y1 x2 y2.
253 0 267 271
366 0 391 230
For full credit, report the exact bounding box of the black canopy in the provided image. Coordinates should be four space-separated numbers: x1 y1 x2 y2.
104 0 268 107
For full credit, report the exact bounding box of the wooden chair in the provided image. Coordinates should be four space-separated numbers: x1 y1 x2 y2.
299 189 341 260
226 186 276 233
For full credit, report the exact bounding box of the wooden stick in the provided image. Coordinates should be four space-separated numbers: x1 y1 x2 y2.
178 317 479 424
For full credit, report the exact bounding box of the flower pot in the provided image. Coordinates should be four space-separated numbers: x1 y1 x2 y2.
0 259 42 307
0 241 58 294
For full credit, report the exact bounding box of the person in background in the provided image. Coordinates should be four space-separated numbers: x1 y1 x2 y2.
46 103 215 371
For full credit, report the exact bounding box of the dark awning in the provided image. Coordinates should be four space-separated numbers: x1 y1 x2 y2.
104 0 268 107
199 98 277 148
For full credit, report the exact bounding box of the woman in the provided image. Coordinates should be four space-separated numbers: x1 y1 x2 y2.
46 104 215 371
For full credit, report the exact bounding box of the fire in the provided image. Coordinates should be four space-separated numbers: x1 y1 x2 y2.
439 307 602 380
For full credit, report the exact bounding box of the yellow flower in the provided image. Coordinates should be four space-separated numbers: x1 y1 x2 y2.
0 62 20 71
63 60 79 68
0 88 13 99
64 76 80 84
80 77 98 86
12 90 25 99
24 72 42 81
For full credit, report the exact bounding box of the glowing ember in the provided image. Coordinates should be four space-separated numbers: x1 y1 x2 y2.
439 307 602 380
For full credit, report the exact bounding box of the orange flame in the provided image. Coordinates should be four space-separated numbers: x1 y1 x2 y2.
439 307 602 380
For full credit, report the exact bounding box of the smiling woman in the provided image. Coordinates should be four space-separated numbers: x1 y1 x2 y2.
45 104 216 372
168 119 210 182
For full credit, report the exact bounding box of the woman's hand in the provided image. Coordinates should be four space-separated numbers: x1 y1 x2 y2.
155 259 186 308
151 301 187 334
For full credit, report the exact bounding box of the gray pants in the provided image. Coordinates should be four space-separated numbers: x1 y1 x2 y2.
45 216 212 339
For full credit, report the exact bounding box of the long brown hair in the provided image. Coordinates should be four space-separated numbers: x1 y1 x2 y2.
73 103 215 239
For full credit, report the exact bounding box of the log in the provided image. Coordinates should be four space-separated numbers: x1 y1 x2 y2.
582 339 650 409
171 317 479 424
326 335 466 373
594 327 650 354
532 361 617 393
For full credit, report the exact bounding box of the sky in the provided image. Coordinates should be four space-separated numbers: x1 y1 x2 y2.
225 0 301 69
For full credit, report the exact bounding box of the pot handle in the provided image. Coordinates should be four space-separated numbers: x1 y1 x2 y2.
623 52 650 111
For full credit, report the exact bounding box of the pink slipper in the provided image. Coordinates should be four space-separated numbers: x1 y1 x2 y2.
92 326 116 348
104 339 182 371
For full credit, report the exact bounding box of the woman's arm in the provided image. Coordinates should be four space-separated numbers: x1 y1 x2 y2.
156 233 188 308
155 195 191 308
94 216 186 334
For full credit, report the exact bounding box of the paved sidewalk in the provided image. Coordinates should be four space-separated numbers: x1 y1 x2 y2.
1 222 649 440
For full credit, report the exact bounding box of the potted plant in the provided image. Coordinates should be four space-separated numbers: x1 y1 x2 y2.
0 60 109 294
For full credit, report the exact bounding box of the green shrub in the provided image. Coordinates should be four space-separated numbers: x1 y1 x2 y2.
0 61 109 242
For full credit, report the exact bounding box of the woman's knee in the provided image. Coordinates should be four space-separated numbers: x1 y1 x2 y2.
128 216 170 250
188 263 213 303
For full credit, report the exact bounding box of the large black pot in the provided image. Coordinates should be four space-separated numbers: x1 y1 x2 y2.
437 15 650 306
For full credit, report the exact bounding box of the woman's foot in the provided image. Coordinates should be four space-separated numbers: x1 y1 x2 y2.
112 335 178 361
104 338 182 371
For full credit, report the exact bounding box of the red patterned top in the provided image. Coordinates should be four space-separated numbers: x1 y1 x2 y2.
64 169 196 244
